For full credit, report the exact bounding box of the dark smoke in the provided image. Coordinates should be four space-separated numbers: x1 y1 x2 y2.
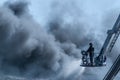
0 1 84 80
0 1 62 78
7 1 28 16
0 0 119 80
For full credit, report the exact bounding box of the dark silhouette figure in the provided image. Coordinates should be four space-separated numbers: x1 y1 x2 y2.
87 43 94 65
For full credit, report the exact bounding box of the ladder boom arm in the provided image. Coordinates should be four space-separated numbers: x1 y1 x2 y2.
99 14 120 56
103 55 120 80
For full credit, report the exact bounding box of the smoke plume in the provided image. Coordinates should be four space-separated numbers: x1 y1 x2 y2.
0 0 119 80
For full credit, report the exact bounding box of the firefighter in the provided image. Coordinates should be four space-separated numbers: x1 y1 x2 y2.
87 43 94 65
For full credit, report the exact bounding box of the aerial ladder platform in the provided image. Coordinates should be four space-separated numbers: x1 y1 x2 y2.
103 14 120 80
81 14 120 67
80 12 120 79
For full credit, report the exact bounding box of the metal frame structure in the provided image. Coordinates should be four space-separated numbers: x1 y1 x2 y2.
103 14 120 80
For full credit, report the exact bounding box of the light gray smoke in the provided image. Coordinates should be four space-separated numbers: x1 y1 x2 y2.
0 0 119 80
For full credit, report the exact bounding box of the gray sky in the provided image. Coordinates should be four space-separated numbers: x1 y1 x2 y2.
0 0 120 26
28 0 120 25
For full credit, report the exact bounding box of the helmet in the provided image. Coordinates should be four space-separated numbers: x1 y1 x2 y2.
89 43 92 46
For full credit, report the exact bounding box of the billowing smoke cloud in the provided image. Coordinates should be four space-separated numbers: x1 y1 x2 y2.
0 0 119 80
0 0 62 78
0 1 84 80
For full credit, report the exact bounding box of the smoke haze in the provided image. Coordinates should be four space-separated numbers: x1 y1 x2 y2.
0 0 119 80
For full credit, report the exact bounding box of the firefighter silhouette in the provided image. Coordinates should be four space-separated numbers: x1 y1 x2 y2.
87 43 94 65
